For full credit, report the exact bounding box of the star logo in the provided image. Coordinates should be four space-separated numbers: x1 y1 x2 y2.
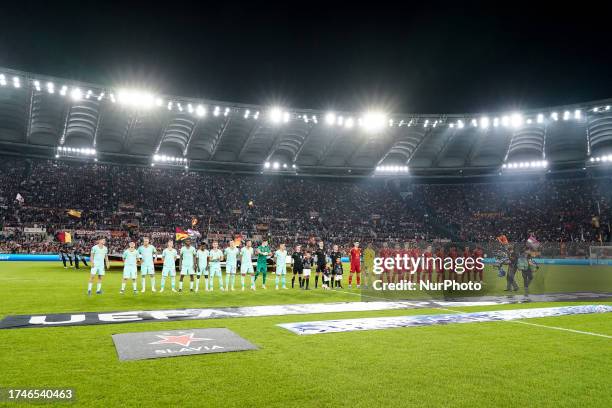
148 332 213 347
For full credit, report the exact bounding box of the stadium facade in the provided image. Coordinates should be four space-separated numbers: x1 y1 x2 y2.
0 66 612 178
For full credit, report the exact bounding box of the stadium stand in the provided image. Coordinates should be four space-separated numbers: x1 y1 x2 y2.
1 157 610 256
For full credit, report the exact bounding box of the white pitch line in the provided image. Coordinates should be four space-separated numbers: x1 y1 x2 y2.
511 320 612 339
333 289 612 338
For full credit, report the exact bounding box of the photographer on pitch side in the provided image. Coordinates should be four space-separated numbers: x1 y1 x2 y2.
504 246 519 292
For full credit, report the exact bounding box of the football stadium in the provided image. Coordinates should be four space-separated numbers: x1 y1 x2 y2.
1 5 612 408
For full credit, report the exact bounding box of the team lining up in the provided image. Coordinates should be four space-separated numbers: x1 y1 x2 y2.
85 237 368 294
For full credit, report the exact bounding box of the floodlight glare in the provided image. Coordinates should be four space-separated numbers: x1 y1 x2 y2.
325 112 336 125
511 113 523 128
196 105 206 117
70 88 82 101
269 107 283 123
264 162 270 169
361 111 387 133
537 113 544 123
272 162 280 169
117 89 155 109
480 117 490 129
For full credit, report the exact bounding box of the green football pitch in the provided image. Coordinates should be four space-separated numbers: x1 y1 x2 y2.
1 262 611 407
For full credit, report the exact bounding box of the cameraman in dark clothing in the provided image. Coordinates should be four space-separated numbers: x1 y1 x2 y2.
60 247 72 268
504 247 519 292
73 246 88 269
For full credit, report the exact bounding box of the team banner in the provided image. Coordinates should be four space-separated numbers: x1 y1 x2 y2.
1 293 610 329
112 328 257 361
277 305 612 335
0 301 416 329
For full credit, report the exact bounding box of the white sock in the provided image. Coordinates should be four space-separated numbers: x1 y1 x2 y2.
96 283 102 292
151 277 156 289
171 279 175 289
195 278 200 291
121 282 126 291
87 282 92 291
189 281 194 290
179 281 183 290
132 282 137 291
141 277 146 290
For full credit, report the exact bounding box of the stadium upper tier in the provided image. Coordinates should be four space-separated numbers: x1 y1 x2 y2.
1 67 612 177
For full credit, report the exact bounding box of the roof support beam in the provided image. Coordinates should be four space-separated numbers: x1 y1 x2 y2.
92 106 103 148
121 115 137 150
315 129 343 165
210 115 232 159
292 123 315 163
237 121 262 161
25 87 35 144
183 119 199 156
58 105 73 145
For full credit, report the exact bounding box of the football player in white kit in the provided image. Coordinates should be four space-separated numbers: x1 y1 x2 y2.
160 240 178 292
88 237 109 295
138 237 158 292
240 240 255 291
274 243 288 289
196 243 209 292
208 241 224 291
179 238 197 292
224 240 240 291
121 241 139 294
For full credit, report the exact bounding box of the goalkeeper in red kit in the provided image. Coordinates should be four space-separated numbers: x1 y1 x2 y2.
348 241 362 288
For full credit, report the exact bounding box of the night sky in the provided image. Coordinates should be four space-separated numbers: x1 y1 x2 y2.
0 1 611 114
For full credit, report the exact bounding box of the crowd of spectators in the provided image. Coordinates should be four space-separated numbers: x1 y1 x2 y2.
1 156 610 256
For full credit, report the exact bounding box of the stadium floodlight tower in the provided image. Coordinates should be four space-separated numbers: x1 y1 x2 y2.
55 146 98 161
501 160 548 172
152 154 189 170
374 165 409 176
263 161 297 173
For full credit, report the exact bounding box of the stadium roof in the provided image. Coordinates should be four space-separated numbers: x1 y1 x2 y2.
1 66 612 177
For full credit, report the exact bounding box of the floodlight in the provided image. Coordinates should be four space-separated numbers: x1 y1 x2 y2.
194 105 205 117
269 107 283 123
70 88 82 101
361 111 387 133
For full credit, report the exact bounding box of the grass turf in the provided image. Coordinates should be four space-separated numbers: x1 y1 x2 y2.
1 262 611 407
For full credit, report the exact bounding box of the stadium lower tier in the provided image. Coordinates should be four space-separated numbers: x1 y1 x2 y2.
1 156 611 254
